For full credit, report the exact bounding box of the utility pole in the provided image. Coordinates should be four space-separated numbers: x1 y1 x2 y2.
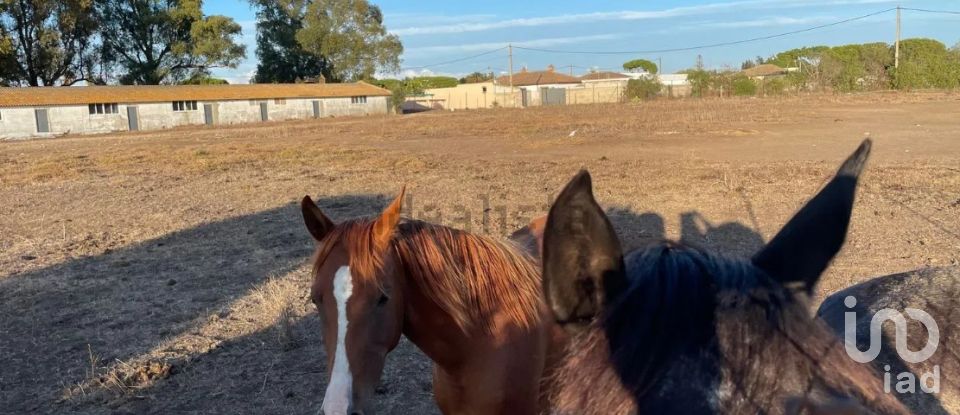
658 57 662 74
895 5 901 69
508 44 514 89
696 54 703 71
567 64 574 76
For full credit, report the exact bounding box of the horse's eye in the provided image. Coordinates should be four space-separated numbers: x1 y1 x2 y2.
377 294 389 306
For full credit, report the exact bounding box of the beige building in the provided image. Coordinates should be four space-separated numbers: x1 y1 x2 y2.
408 82 520 111
0 82 391 139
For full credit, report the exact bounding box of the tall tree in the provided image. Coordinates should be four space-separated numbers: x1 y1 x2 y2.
0 0 99 86
622 58 657 74
99 0 246 85
250 0 329 83
295 0 401 81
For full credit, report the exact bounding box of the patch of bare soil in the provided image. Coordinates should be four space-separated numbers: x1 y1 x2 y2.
1 91 959 414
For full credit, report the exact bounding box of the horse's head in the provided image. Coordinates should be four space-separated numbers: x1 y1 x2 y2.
543 140 907 414
300 190 407 415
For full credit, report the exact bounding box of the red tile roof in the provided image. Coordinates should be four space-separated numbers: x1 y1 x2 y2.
495 70 580 86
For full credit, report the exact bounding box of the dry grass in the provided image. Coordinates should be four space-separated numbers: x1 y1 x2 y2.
1 91 959 414
255 277 302 351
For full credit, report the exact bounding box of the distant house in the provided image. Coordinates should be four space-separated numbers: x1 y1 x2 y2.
742 64 787 80
0 82 391 139
494 65 582 89
493 65 581 106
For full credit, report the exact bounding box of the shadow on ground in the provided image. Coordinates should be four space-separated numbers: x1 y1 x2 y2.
0 193 396 414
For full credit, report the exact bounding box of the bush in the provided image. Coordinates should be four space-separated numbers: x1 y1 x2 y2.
762 77 788 96
625 77 662 101
731 75 757 96
683 69 712 97
389 87 406 113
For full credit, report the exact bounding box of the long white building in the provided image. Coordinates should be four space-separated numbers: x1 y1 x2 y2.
0 82 391 139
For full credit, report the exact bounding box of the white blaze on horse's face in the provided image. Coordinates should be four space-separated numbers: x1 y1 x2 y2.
322 266 355 415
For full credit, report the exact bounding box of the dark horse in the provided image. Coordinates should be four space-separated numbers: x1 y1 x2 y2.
540 139 911 414
300 189 565 415
818 266 960 414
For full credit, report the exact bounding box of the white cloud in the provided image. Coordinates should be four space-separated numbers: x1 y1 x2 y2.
705 15 840 29
385 13 496 27
390 0 900 36
404 34 623 56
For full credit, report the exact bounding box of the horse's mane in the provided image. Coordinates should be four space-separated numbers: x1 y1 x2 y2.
551 242 909 414
314 218 543 334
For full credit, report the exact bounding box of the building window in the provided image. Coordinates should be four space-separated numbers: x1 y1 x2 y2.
172 100 198 111
88 103 119 114
274 98 286 105
351 96 367 104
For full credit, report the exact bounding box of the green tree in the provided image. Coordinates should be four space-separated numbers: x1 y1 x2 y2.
406 76 457 90
730 74 757 96
682 69 712 97
624 77 662 101
622 58 657 74
180 74 228 84
99 0 246 84
892 38 960 90
0 0 100 86
296 0 401 81
459 71 492 83
250 0 329 83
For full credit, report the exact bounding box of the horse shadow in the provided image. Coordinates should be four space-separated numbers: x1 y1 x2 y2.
604 207 766 257
0 193 394 414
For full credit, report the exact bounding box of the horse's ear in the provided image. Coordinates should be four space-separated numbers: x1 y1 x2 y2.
374 186 405 246
508 215 547 259
301 196 335 242
753 139 871 293
542 170 626 331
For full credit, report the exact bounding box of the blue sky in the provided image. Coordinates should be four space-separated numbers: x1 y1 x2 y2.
204 0 960 83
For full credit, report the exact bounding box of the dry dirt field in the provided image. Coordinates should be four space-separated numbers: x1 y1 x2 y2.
2 92 959 414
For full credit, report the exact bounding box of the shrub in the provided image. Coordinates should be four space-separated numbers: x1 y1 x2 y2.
625 77 662 101
763 77 788 96
731 75 757 96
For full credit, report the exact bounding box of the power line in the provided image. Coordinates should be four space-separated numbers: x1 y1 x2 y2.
900 7 960 15
401 47 507 70
513 8 896 55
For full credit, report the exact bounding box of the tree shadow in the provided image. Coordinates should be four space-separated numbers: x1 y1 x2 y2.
0 193 391 413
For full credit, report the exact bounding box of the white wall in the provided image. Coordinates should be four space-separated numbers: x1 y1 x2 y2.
0 108 40 139
0 95 390 139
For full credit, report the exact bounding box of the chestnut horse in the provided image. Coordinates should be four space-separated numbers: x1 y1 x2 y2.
540 140 911 414
300 189 563 415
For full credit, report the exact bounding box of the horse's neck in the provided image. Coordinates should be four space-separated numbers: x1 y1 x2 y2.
399 275 475 369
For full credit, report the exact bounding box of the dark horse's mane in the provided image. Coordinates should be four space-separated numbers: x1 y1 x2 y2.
551 241 908 414
313 218 543 334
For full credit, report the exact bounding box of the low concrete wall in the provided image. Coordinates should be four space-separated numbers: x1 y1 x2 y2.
566 85 624 105
0 95 389 139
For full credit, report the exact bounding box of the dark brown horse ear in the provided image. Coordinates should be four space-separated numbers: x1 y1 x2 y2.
542 170 626 332
374 186 405 246
301 195 335 242
753 139 871 293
